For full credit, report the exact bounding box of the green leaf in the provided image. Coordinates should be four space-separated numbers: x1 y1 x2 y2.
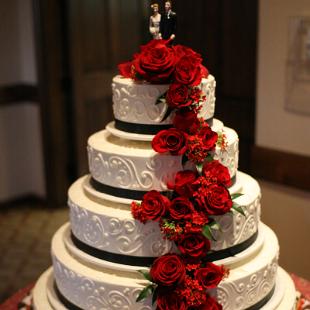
202 225 216 241
205 154 214 162
152 287 158 305
155 92 167 105
166 191 174 200
210 222 221 231
138 270 152 282
182 154 188 167
231 193 244 200
136 285 154 303
232 203 246 216
196 162 203 175
161 107 173 122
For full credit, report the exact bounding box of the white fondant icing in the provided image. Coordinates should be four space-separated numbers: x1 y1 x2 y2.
112 75 216 125
213 127 239 178
87 128 238 193
51 223 280 310
33 268 55 310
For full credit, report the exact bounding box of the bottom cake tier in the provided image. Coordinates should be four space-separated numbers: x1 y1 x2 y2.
32 222 297 310
33 267 297 310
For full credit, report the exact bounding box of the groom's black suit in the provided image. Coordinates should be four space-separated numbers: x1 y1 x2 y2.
160 10 177 40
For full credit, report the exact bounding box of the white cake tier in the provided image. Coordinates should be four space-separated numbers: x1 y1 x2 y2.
69 171 260 258
32 267 297 310
87 126 238 197
112 74 216 128
50 223 280 310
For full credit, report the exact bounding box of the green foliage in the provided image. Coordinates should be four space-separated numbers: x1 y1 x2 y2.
138 270 152 282
136 284 155 302
232 203 246 216
231 193 244 200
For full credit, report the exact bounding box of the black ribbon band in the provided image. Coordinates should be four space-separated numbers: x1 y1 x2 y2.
115 119 172 135
54 284 83 310
54 281 275 310
114 118 214 135
245 285 276 310
90 177 168 200
71 230 258 267
203 230 258 262
71 232 156 266
90 174 236 201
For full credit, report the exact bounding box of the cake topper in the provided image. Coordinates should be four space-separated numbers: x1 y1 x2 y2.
149 3 161 39
159 0 177 41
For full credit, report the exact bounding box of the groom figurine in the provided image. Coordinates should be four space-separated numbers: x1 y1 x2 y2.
159 1 177 41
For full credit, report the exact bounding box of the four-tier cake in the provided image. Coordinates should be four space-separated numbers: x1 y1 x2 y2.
33 39 297 310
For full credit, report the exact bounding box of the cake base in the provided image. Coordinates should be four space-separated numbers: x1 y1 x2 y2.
33 267 296 310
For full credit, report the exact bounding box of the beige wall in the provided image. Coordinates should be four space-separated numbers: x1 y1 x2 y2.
257 0 310 156
257 0 310 279
0 0 45 201
260 180 310 279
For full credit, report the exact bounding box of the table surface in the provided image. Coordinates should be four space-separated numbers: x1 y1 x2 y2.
1 274 310 310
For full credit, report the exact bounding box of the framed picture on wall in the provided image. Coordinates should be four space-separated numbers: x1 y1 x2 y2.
286 16 310 115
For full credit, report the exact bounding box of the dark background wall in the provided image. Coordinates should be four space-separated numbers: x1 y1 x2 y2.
35 0 258 205
0 0 258 206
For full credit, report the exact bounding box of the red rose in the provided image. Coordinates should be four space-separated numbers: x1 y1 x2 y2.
132 40 176 83
157 292 187 310
198 124 218 151
200 65 209 78
195 183 233 215
194 263 226 289
173 45 199 61
166 83 192 109
173 109 200 133
175 54 203 86
190 295 222 310
202 160 232 187
118 61 133 78
187 136 210 164
191 212 209 227
150 254 186 286
131 201 146 223
177 233 210 259
169 197 195 220
141 191 170 222
152 128 187 155
186 124 218 164
167 170 198 197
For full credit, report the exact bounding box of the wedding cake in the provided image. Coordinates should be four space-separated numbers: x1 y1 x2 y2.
33 39 297 310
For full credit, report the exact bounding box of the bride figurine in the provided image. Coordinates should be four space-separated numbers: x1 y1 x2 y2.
149 3 161 39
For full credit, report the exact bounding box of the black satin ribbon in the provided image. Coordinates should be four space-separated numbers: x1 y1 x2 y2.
90 175 236 201
54 283 83 310
90 177 168 200
115 119 172 134
114 118 214 135
54 281 275 310
245 285 276 310
203 230 258 262
71 230 258 267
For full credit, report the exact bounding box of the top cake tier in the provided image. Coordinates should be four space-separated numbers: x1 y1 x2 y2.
112 74 216 135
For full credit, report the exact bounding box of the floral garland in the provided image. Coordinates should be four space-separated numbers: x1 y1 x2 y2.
119 40 244 309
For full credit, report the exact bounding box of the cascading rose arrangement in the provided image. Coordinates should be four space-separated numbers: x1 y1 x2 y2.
118 40 244 309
